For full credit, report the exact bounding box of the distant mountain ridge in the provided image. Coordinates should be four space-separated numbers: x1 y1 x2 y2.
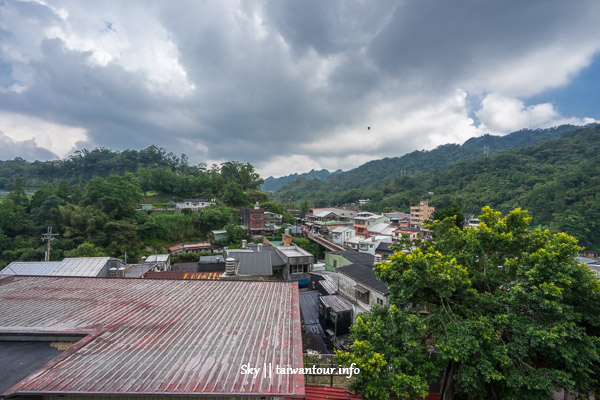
261 168 342 192
274 124 591 198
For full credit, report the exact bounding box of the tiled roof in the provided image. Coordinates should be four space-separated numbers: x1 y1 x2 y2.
0 277 304 397
337 263 390 295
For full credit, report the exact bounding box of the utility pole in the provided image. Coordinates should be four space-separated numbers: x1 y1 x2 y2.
41 226 59 262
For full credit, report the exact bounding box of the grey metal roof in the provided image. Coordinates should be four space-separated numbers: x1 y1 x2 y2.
337 263 390 295
50 257 113 277
309 271 339 295
0 277 304 397
320 294 353 313
299 290 320 326
227 250 273 275
247 243 286 267
144 254 169 263
328 250 375 267
1 261 61 276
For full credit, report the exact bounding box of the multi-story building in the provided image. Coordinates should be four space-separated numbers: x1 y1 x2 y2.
240 202 265 232
410 200 435 228
352 213 390 237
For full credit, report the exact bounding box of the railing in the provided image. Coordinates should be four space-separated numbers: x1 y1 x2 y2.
303 353 356 388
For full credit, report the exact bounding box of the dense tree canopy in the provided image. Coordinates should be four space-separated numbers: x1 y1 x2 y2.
337 207 600 400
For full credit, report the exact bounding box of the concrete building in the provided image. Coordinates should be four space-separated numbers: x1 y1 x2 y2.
142 254 170 271
353 214 391 237
175 198 216 211
410 200 435 228
241 202 265 232
330 226 355 247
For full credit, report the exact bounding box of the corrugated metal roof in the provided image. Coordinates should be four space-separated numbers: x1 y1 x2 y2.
302 385 361 400
319 295 353 313
299 291 320 327
227 251 273 276
50 257 113 277
2 261 61 276
0 277 304 397
144 271 221 280
145 254 170 263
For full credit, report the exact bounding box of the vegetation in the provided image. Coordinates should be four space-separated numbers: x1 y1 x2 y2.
0 149 266 268
275 125 600 251
336 208 600 399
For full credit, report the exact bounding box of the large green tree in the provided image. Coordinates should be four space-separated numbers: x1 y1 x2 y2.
337 207 600 400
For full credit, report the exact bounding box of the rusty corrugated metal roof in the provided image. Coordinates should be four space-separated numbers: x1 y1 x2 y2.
144 271 221 280
0 277 304 397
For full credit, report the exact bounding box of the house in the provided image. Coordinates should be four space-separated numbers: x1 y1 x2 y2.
225 248 273 277
287 209 304 219
168 242 212 255
306 208 358 225
240 202 265 232
142 254 170 271
331 226 355 247
357 236 392 255
325 250 374 270
410 200 435 228
393 229 420 241
270 233 314 283
264 211 283 226
2 257 127 277
319 294 353 337
367 222 396 237
352 214 391 237
0 276 304 398
337 263 390 313
376 242 396 260
175 198 216 211
211 229 228 243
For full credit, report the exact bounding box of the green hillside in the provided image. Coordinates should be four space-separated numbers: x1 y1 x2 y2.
277 125 600 250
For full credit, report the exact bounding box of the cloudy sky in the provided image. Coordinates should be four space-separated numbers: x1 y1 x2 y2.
1 0 599 178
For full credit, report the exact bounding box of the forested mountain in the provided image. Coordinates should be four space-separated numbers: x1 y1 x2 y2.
0 149 286 267
261 168 342 192
0 146 191 190
276 125 600 250
275 124 586 197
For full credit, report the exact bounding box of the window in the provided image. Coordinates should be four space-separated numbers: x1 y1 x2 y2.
355 286 369 303
291 264 307 274
333 259 337 268
377 298 384 305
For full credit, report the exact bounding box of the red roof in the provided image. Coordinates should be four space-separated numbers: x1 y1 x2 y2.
0 277 304 397
144 271 221 280
168 242 212 252
303 385 361 400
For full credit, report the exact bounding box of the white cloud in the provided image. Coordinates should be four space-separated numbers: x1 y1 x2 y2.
1 1 599 176
476 94 597 134
0 112 88 158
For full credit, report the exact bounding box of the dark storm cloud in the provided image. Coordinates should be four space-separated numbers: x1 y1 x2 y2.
0 131 57 160
0 0 599 176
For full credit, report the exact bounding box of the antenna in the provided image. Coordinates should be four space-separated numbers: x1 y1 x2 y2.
41 226 59 262
483 145 490 157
